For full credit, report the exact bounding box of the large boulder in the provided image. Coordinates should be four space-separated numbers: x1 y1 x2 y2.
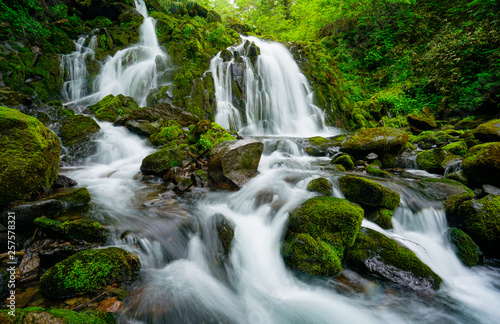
456 195 500 257
140 142 185 176
474 119 500 142
208 139 263 189
34 217 110 243
59 115 100 163
0 107 60 209
88 94 140 122
281 197 364 277
462 142 500 187
306 177 332 196
40 247 140 299
416 148 447 173
341 127 408 159
115 102 199 127
447 228 483 267
406 113 437 133
302 135 345 157
338 175 400 211
345 228 442 291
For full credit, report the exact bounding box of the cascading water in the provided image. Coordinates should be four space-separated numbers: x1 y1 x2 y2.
210 36 333 137
63 0 171 106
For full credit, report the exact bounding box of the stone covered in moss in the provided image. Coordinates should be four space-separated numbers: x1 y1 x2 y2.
345 228 442 291
88 94 140 122
215 214 235 257
474 119 500 142
59 115 100 147
116 102 200 127
406 113 437 133
448 228 483 267
208 139 263 189
0 307 116 324
307 177 332 196
35 217 109 243
443 141 468 156
40 247 140 299
331 154 354 170
150 120 183 146
140 142 185 176
189 120 236 151
48 187 92 210
304 135 345 156
0 107 60 209
457 195 500 257
341 127 408 159
282 197 364 277
416 148 447 173
365 165 391 178
462 142 500 187
410 130 437 148
367 208 393 229
338 175 400 211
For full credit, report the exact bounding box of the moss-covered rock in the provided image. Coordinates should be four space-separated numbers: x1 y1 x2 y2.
410 130 437 149
59 115 100 147
40 247 140 299
338 175 400 211
303 135 345 156
416 148 447 173
0 307 116 324
365 165 391 178
306 177 332 196
445 170 468 185
366 208 393 229
282 197 364 277
0 107 60 209
47 187 92 210
215 214 234 257
331 154 354 170
140 143 185 176
462 142 500 187
447 228 483 267
443 141 468 156
345 228 442 291
88 94 140 122
188 120 236 151
150 120 183 146
406 113 437 133
474 119 500 142
341 127 408 159
35 217 109 243
115 102 199 127
457 195 500 257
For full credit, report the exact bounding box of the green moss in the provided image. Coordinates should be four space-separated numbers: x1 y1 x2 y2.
306 177 332 196
88 94 140 122
366 165 391 178
0 307 116 324
0 107 60 208
474 119 500 142
443 141 468 156
34 217 109 243
48 187 91 209
40 247 140 299
140 146 185 176
338 175 400 210
416 148 446 173
150 120 183 146
462 142 500 187
375 208 393 229
59 115 100 147
411 130 437 145
448 228 483 267
341 127 409 158
331 154 354 170
188 120 236 151
309 136 329 146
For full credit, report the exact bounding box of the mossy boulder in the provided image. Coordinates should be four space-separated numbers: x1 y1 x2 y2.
457 195 500 257
447 228 483 267
282 197 364 277
115 102 199 127
303 135 345 156
406 113 437 133
366 208 393 229
0 307 116 324
47 187 92 210
474 119 500 142
338 175 400 211
365 165 391 178
410 130 437 149
35 217 109 243
215 214 235 257
188 120 236 151
88 94 140 122
345 228 442 291
416 148 447 173
341 127 408 159
307 177 332 196
40 247 141 299
150 120 183 146
208 139 263 189
417 178 473 202
331 154 354 170
0 107 60 209
140 143 185 176
59 115 100 147
462 142 500 187
443 141 468 156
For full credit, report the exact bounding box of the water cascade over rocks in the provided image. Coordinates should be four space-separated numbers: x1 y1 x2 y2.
54 5 500 323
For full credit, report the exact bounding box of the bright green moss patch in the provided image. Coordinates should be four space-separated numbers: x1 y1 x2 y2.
331 154 354 170
150 120 183 146
40 247 140 299
140 145 185 176
35 217 109 243
341 127 409 158
366 165 391 178
443 141 468 156
462 142 500 187
48 187 92 209
338 175 400 210
306 177 332 196
59 115 100 147
448 228 483 267
416 148 446 173
188 120 236 152
88 94 140 122
0 307 116 324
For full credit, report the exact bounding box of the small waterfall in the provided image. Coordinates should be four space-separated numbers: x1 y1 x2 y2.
61 35 97 102
63 0 170 107
211 36 332 137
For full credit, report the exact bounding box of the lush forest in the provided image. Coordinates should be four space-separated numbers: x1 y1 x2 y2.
1 0 500 323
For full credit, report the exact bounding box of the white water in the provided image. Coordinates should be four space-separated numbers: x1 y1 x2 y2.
63 0 170 106
211 36 334 137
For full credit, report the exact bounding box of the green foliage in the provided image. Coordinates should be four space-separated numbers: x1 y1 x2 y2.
0 307 116 324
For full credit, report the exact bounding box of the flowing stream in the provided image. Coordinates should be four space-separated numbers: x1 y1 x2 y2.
59 6 500 323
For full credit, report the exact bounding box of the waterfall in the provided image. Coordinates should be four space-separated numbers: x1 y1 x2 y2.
62 0 170 107
211 36 333 137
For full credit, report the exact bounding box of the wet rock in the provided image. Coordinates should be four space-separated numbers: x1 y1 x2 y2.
123 119 159 137
307 177 332 196
474 119 500 142
442 141 468 156
52 175 78 189
455 118 484 130
192 169 210 187
456 194 500 257
345 228 442 292
366 153 378 161
115 102 199 127
0 87 31 107
34 217 110 243
331 154 354 170
341 127 408 159
140 143 185 177
338 175 400 211
303 135 345 156
416 148 448 174
59 115 100 163
447 228 483 267
365 165 391 178
406 113 437 133
215 214 235 257
1 199 64 232
462 142 500 187
208 139 264 189
445 170 468 185
40 247 141 299
281 197 364 277
98 297 124 313
483 184 500 196
47 187 91 210
418 178 473 202
16 242 42 283
0 107 60 209
88 94 139 122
